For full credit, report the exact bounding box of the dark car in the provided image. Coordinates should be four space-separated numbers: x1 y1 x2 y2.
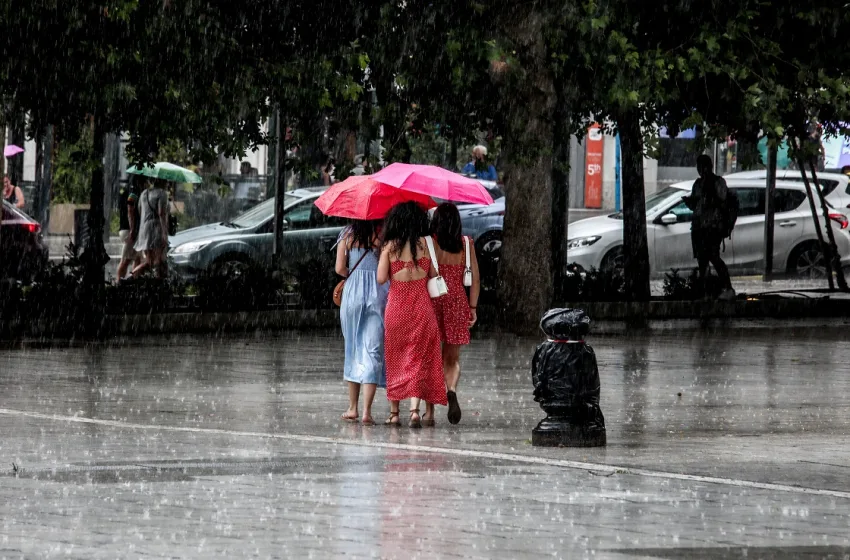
1 201 49 282
169 187 346 280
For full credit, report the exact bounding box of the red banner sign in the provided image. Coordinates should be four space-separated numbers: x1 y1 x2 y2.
585 124 604 209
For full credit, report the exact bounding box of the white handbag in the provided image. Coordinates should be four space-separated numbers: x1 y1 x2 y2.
463 236 473 287
425 236 449 298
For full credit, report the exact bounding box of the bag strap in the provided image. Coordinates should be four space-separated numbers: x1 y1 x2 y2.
464 236 471 270
424 236 440 275
347 247 371 275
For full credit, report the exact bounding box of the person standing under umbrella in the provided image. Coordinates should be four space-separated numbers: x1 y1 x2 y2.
132 179 169 279
335 219 388 425
377 202 446 428
426 203 480 425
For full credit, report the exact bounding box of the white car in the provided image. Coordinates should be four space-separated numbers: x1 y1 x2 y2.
567 179 850 278
724 170 850 209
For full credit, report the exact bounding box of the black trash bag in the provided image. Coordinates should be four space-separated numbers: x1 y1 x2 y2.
532 308 604 429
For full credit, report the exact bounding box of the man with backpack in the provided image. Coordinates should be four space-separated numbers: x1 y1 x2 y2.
682 155 736 301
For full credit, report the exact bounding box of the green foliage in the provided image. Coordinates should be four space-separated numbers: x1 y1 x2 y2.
51 126 97 204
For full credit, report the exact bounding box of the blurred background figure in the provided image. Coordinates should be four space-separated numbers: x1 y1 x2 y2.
461 146 497 181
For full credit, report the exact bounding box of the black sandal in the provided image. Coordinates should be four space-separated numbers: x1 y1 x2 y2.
409 408 422 429
385 411 400 426
447 390 462 425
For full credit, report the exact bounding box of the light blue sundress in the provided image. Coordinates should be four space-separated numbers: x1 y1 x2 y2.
340 247 389 387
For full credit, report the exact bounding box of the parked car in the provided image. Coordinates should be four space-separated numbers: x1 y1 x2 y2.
567 179 850 278
1 200 49 282
456 181 505 272
169 187 346 281
724 170 850 209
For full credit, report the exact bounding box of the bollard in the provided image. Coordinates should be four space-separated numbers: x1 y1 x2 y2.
531 308 606 447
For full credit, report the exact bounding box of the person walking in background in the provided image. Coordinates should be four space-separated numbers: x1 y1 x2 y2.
116 177 143 282
461 145 497 181
427 203 480 425
335 219 389 426
682 155 735 301
377 202 446 428
132 179 169 279
3 176 24 209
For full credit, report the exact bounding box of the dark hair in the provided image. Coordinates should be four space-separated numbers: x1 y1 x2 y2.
696 154 713 168
431 202 463 253
382 201 429 264
347 219 381 251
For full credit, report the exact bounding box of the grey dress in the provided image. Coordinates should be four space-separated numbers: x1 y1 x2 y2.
134 187 168 252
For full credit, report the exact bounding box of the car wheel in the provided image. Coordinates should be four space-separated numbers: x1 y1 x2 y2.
476 231 502 289
788 242 827 279
600 247 624 273
211 254 254 278
476 231 502 264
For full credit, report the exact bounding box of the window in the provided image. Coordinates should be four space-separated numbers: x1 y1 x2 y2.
309 206 347 229
284 200 314 230
774 189 807 213
665 200 694 223
657 138 701 168
733 188 765 217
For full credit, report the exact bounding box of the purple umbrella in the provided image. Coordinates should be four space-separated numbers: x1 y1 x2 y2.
4 145 24 158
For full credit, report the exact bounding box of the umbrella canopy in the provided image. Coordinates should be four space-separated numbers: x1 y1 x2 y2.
315 175 437 220
126 162 202 183
4 145 24 158
371 163 495 205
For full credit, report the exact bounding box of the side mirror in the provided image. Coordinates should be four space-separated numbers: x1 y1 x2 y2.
282 219 290 231
660 213 678 225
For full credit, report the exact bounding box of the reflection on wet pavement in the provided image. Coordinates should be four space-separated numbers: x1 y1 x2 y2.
2 330 850 557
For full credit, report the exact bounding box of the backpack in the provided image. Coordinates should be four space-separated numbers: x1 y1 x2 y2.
720 188 739 239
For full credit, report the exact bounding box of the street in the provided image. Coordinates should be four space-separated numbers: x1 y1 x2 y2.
2 330 850 558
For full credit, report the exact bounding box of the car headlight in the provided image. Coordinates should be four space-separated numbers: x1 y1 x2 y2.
171 240 212 254
567 236 601 250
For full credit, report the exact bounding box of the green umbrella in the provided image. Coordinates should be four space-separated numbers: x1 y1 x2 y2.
126 162 202 183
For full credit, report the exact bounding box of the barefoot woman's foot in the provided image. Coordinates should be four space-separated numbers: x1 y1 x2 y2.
361 414 375 426
341 409 359 423
447 390 462 425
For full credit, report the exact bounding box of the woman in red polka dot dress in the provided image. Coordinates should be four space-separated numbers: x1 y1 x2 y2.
427 203 480 425
377 202 447 428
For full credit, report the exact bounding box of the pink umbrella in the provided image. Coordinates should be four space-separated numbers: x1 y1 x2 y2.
371 163 495 205
3 145 24 158
315 175 437 220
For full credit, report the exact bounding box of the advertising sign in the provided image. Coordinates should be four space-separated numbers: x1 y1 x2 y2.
584 124 604 208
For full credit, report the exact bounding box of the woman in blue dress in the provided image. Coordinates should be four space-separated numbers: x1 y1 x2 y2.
335 219 389 425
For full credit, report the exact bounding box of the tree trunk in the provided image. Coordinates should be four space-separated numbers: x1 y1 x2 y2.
83 118 108 299
790 135 834 289
8 115 25 188
497 8 556 332
617 109 651 301
763 142 777 281
551 76 571 303
809 164 847 290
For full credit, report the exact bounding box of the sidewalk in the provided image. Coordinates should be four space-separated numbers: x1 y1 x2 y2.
2 330 850 557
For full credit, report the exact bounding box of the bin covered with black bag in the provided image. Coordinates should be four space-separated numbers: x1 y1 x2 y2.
531 308 606 447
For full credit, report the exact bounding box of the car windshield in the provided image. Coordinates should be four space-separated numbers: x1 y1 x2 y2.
231 194 299 228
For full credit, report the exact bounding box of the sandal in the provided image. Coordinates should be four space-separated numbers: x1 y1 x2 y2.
385 411 400 426
341 411 359 423
362 415 375 426
422 416 435 427
447 390 462 425
409 408 422 429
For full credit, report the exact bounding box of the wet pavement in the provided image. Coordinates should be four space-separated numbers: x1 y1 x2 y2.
2 330 850 558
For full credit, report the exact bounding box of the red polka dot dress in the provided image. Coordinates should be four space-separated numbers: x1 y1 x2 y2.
432 237 472 345
384 257 447 406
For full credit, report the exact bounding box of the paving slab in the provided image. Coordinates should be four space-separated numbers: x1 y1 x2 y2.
1 330 850 558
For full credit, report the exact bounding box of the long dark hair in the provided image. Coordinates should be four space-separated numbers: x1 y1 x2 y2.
431 202 463 253
382 201 429 263
347 219 381 251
